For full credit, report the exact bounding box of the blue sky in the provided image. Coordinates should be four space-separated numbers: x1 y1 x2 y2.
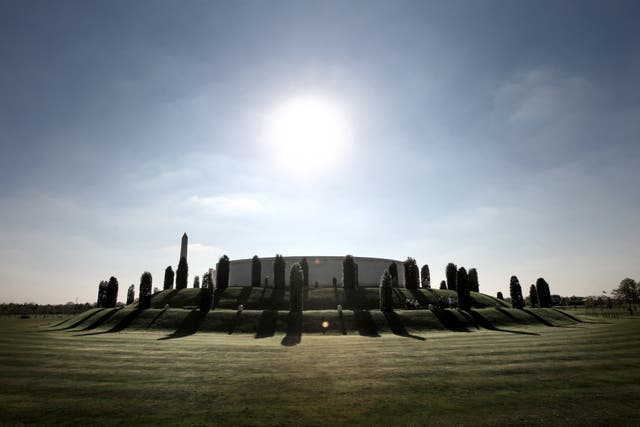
1 0 639 304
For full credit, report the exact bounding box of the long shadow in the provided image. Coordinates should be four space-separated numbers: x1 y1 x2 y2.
457 310 480 330
432 308 471 332
74 309 119 331
522 308 555 327
496 307 518 320
158 310 206 340
383 311 425 340
147 308 169 329
338 311 347 335
258 286 267 306
408 289 430 308
237 287 253 309
392 288 406 307
50 309 103 331
552 308 583 323
212 288 225 309
281 311 302 346
270 289 286 310
255 310 278 338
353 309 379 337
73 309 144 336
228 311 242 335
468 309 539 336
153 289 179 308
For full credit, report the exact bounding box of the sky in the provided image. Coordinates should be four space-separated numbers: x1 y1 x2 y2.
1 0 639 304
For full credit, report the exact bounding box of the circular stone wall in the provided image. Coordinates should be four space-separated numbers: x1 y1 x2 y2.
228 256 406 288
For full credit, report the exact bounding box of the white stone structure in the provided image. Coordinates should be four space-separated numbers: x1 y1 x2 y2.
227 256 406 288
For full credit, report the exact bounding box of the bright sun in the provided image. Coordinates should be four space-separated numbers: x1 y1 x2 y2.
265 95 351 174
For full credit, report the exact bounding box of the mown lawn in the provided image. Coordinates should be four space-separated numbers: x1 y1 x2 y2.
0 315 638 426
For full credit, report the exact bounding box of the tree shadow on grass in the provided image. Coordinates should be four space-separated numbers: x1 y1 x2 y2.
338 311 347 335
552 308 584 323
47 309 103 331
237 287 252 309
158 310 206 340
74 309 143 336
432 309 471 332
353 309 379 337
73 308 120 331
147 308 169 329
408 289 430 308
228 311 242 335
281 311 302 346
468 309 539 336
255 310 278 339
522 308 554 326
383 311 425 341
457 310 480 330
496 307 518 320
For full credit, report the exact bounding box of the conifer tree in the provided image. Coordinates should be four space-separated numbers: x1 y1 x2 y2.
200 287 213 313
389 262 399 288
343 255 357 289
106 276 119 308
529 284 539 307
440 280 447 290
403 257 420 290
138 272 152 309
457 267 471 311
446 263 458 291
273 254 285 289
380 270 393 312
468 268 479 292
163 266 174 290
126 285 135 305
300 257 309 289
510 276 524 309
193 275 200 288
216 255 230 290
251 255 261 287
536 278 552 308
176 257 188 290
497 291 504 300
202 271 211 289
289 263 304 311
97 280 108 307
421 264 431 288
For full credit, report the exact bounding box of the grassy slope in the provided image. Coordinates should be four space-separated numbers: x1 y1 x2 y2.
0 316 638 426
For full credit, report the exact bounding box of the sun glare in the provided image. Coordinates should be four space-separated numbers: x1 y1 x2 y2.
265 95 351 174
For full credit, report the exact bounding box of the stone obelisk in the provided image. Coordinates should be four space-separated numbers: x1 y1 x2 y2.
180 232 188 260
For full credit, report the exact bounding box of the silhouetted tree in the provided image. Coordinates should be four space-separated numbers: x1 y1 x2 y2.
446 263 458 291
404 257 420 290
251 255 261 287
97 280 108 307
163 266 174 290
457 267 471 311
536 277 552 308
510 276 524 309
389 262 399 288
216 255 230 290
343 255 357 289
440 280 447 290
274 255 285 289
354 263 359 288
202 271 211 289
289 263 304 311
138 271 152 309
468 268 479 292
612 277 638 306
193 275 200 288
497 291 504 300
380 269 393 312
332 277 337 288
421 264 431 288
529 284 539 307
105 276 119 308
200 287 213 313
126 285 135 305
300 257 309 289
176 257 189 290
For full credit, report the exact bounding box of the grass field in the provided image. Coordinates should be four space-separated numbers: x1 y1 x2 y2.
1 315 639 426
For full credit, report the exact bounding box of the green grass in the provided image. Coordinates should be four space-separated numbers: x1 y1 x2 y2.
0 315 638 426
